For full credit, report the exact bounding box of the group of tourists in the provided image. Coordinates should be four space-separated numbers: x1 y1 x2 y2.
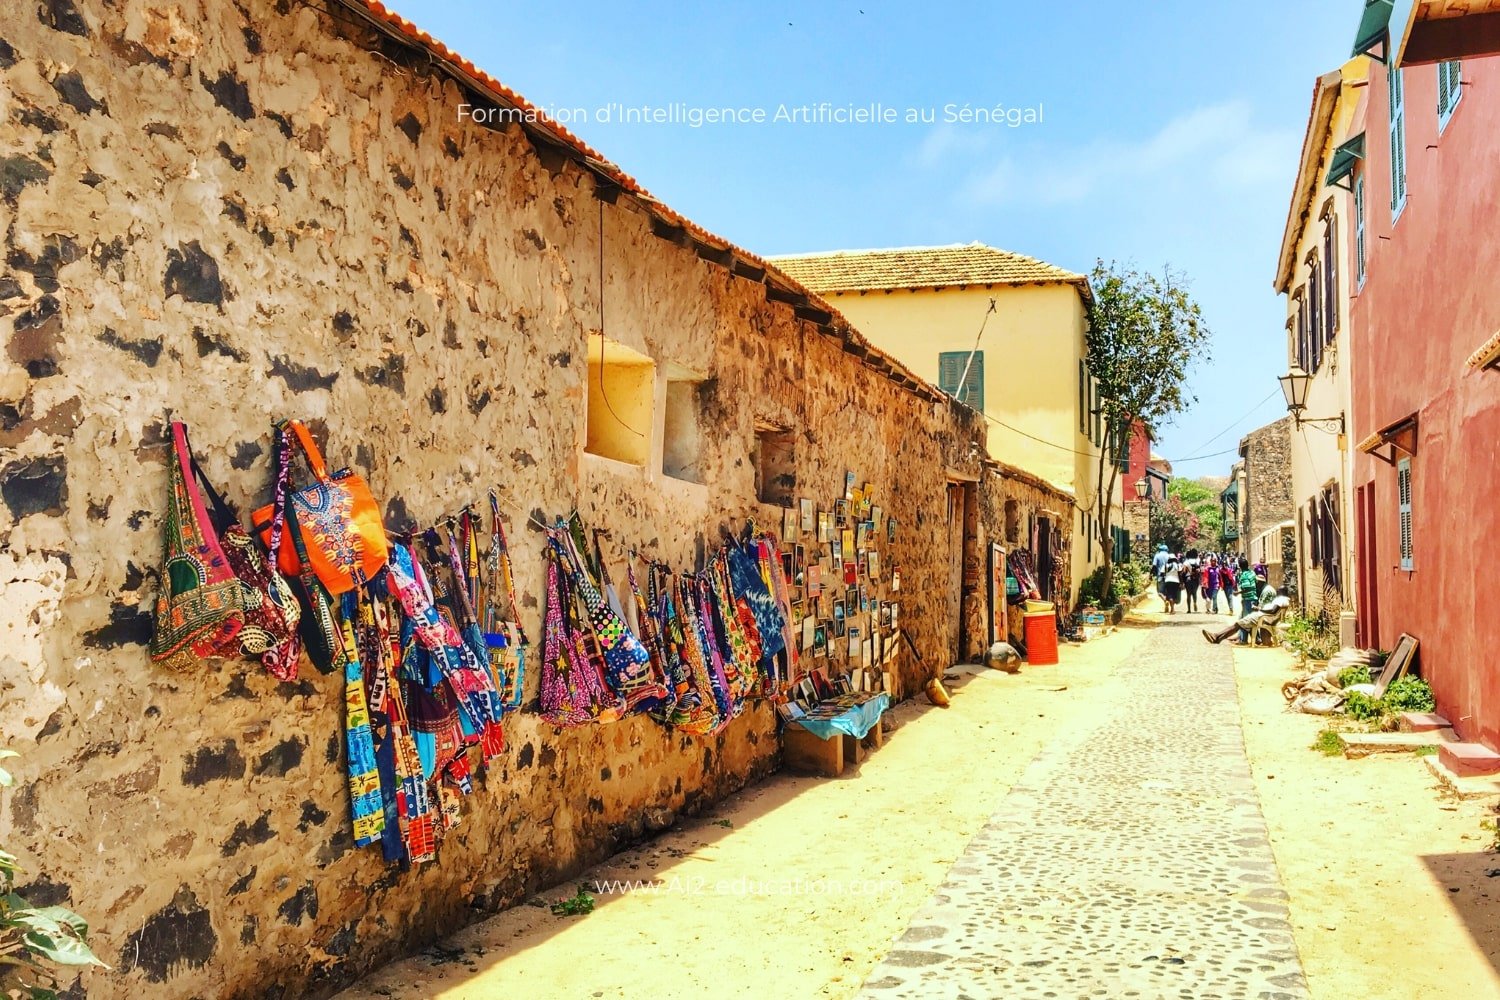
1150 545 1263 617
1146 544 1291 646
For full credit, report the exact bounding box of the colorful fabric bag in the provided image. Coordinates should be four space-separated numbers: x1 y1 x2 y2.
150 421 246 668
251 420 388 594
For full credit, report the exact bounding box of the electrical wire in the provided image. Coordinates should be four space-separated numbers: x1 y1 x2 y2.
1173 387 1282 461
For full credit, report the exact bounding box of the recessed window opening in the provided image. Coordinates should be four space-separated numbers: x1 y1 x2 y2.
663 362 707 484
753 423 796 506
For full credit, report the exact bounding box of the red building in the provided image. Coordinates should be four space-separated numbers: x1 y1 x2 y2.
1346 7 1500 749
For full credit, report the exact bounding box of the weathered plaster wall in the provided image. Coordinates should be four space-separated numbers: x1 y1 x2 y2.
0 2 985 997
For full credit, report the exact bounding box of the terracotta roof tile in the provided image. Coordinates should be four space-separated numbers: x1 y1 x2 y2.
767 242 1089 297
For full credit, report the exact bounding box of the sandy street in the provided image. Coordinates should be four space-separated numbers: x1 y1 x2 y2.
1235 642 1500 1000
337 625 1150 1000
337 614 1500 1000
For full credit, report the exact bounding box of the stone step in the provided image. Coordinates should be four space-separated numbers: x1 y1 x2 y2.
1398 711 1452 733
1340 729 1457 758
1438 742 1500 777
1424 754 1500 799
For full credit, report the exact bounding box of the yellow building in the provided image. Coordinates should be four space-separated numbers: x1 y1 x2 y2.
769 243 1122 601
1272 59 1368 636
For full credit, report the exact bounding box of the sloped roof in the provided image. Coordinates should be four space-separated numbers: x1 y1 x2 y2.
767 243 1091 300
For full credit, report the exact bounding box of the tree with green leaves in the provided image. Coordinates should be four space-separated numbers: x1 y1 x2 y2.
1085 261 1212 598
1166 478 1224 545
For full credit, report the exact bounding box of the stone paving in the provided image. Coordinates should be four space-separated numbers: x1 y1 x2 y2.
862 617 1308 1000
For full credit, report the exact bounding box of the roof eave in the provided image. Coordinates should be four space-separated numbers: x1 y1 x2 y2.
1274 70 1342 294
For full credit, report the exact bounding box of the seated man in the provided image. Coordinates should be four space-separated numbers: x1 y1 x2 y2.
1202 584 1290 645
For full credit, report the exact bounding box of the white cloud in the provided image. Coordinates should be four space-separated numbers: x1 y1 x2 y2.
950 101 1298 208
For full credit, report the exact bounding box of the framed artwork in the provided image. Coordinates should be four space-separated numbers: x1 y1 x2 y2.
844 592 858 617
783 505 797 540
807 563 823 591
817 511 834 543
832 602 846 637
847 626 861 657
872 505 882 526
845 471 857 499
868 550 881 580
855 521 869 548
843 561 858 586
781 550 795 580
834 499 851 526
840 528 855 564
801 616 816 652
800 498 815 532
891 568 901 592
793 543 805 572
886 517 897 542
813 623 829 657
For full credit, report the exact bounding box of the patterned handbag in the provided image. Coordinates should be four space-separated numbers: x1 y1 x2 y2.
251 420 388 594
150 421 246 668
192 441 302 679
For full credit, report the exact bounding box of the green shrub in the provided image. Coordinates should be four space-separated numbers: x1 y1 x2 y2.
1344 691 1384 722
1077 565 1116 610
1337 665 1373 689
1383 676 1435 714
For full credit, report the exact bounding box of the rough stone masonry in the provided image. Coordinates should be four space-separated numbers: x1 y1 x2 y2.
0 2 1077 997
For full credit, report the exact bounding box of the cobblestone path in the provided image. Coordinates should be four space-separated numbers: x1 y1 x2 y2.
862 618 1308 1000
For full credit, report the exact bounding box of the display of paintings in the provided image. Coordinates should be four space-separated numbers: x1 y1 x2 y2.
834 499 851 526
868 550 881 580
891 568 901 592
845 471 857 499
793 543 805 572
839 528 855 563
847 626 861 658
842 562 857 586
855 520 869 549
800 498 815 532
879 602 895 629
807 562 823 591
859 585 870 612
813 623 829 656
862 638 874 668
817 511 834 543
856 495 872 521
833 601 846 636
887 517 897 542
871 505 882 527
801 616 816 652
781 550 795 580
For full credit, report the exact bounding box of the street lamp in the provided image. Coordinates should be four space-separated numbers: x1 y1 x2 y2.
1133 477 1149 500
1278 367 1346 433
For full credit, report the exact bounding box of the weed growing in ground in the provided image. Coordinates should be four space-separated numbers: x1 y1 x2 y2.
1343 691 1384 722
1483 819 1500 853
1383 676 1436 714
1337 665 1373 688
1412 745 1439 757
1312 729 1345 756
713 819 733 829
550 887 595 917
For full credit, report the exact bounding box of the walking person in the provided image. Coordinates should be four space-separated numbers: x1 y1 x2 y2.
1219 560 1238 615
1161 552 1182 614
1182 548 1201 614
1203 555 1222 614
1236 557 1259 623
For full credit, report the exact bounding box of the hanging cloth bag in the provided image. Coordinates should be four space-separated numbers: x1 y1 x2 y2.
188 430 302 679
251 420 388 594
150 421 247 668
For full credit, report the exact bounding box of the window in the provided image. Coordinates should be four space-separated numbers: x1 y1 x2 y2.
1321 212 1338 343
1307 255 1323 371
1438 60 1462 131
1389 66 1407 221
1396 458 1413 571
1092 381 1102 446
753 424 796 506
1113 421 1130 472
585 335 654 466
938 351 983 410
1354 174 1367 286
1078 360 1088 434
1112 525 1130 564
661 365 706 484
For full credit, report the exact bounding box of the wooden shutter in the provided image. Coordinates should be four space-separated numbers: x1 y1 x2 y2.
1439 61 1461 128
1397 458 1413 571
1323 216 1338 340
1354 177 1367 284
1308 258 1322 371
938 351 983 410
1389 67 1407 216
1078 360 1087 433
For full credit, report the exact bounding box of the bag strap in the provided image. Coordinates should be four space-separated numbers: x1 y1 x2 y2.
181 423 239 536
168 421 231 559
283 419 331 482
267 422 294 561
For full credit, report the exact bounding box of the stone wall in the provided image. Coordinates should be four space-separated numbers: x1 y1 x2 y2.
1238 417 1293 551
0 2 992 997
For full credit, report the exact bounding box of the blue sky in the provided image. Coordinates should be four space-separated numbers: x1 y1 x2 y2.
387 1 1358 477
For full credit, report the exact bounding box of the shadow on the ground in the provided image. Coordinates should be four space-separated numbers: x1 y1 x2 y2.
1422 851 1500 980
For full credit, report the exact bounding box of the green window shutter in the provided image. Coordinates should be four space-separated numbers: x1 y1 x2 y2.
937 351 983 411
1397 458 1414 571
1389 66 1407 219
1354 176 1367 285
1438 61 1461 130
1078 360 1087 433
